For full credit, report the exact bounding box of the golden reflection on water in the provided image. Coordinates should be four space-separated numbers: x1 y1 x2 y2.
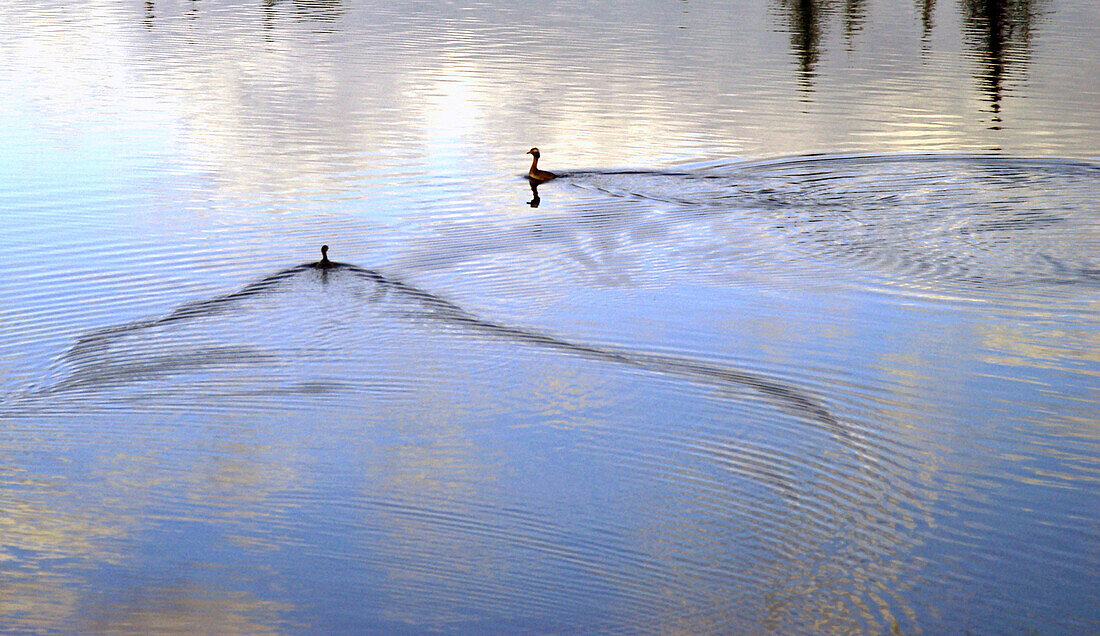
978 320 1100 375
0 417 305 631
0 573 82 630
0 462 128 564
84 586 291 635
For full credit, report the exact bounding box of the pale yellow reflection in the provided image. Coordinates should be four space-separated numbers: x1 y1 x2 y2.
0 573 82 630
83 585 291 635
978 312 1100 377
0 422 304 631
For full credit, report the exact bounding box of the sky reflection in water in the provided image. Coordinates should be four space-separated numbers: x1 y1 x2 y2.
1 0 1099 633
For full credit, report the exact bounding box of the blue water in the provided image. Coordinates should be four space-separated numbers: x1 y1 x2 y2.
1 1 1098 633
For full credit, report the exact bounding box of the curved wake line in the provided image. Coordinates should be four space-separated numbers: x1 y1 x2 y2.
558 154 1100 295
324 262 842 435
38 260 843 437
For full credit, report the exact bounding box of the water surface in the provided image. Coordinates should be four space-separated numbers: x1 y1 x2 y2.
1 1 1098 633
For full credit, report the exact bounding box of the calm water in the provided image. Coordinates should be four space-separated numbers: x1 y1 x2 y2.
2 1 1099 633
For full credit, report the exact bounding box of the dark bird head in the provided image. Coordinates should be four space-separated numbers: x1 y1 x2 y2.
317 244 333 268
527 147 541 157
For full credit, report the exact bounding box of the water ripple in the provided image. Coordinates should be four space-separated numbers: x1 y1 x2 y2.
556 154 1100 297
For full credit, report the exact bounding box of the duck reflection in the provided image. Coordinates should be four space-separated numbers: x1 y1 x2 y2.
527 179 542 208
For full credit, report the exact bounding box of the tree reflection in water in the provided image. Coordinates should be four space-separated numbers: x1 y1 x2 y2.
961 0 1045 128
773 0 1044 126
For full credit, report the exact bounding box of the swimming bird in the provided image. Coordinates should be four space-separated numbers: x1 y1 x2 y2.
315 244 334 269
526 147 557 182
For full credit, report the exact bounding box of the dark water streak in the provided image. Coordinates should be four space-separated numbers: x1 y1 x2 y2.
39 259 842 441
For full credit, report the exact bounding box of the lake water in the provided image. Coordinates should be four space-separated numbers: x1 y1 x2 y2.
2 0 1098 633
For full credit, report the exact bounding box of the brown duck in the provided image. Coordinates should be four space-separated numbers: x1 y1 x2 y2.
526 147 557 182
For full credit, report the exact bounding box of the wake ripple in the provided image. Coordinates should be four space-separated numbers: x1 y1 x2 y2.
565 154 1100 293
26 260 840 440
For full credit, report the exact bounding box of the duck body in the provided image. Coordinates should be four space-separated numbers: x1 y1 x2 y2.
314 244 336 269
526 147 557 182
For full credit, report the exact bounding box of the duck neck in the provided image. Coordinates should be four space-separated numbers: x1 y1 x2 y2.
529 155 539 173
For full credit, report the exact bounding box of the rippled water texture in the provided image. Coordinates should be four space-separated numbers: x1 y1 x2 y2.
2 1 1099 634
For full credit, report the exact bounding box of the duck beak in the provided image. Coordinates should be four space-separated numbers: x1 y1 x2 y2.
526 150 533 155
